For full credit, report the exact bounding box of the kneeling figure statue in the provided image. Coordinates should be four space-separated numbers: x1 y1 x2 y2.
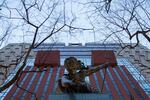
58 57 110 93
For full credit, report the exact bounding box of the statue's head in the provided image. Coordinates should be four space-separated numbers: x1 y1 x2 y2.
64 57 79 74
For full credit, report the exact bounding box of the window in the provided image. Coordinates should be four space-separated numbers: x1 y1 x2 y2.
117 58 150 96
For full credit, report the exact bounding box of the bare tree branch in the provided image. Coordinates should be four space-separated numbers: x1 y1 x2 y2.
0 0 93 92
89 0 150 50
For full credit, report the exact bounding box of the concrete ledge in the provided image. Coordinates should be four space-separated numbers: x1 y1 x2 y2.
49 93 112 100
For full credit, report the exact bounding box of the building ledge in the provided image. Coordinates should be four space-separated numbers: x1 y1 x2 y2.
48 93 112 100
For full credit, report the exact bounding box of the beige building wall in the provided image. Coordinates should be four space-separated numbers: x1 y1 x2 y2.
116 44 150 82
0 43 35 85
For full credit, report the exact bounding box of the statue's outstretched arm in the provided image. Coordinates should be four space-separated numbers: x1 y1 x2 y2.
84 62 110 77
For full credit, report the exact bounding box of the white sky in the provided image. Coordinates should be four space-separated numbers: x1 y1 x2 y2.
0 0 150 49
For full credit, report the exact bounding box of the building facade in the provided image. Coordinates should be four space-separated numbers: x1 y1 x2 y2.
0 43 150 99
0 43 149 83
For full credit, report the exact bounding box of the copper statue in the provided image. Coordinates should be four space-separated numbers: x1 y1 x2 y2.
58 57 110 93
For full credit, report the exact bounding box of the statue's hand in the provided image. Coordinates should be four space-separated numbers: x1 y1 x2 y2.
103 62 111 68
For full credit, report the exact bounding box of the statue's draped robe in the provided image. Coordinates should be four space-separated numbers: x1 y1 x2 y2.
58 74 99 93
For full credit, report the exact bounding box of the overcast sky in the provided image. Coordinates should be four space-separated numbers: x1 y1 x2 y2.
0 0 150 48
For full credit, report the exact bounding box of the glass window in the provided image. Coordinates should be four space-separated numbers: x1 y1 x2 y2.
117 58 150 97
